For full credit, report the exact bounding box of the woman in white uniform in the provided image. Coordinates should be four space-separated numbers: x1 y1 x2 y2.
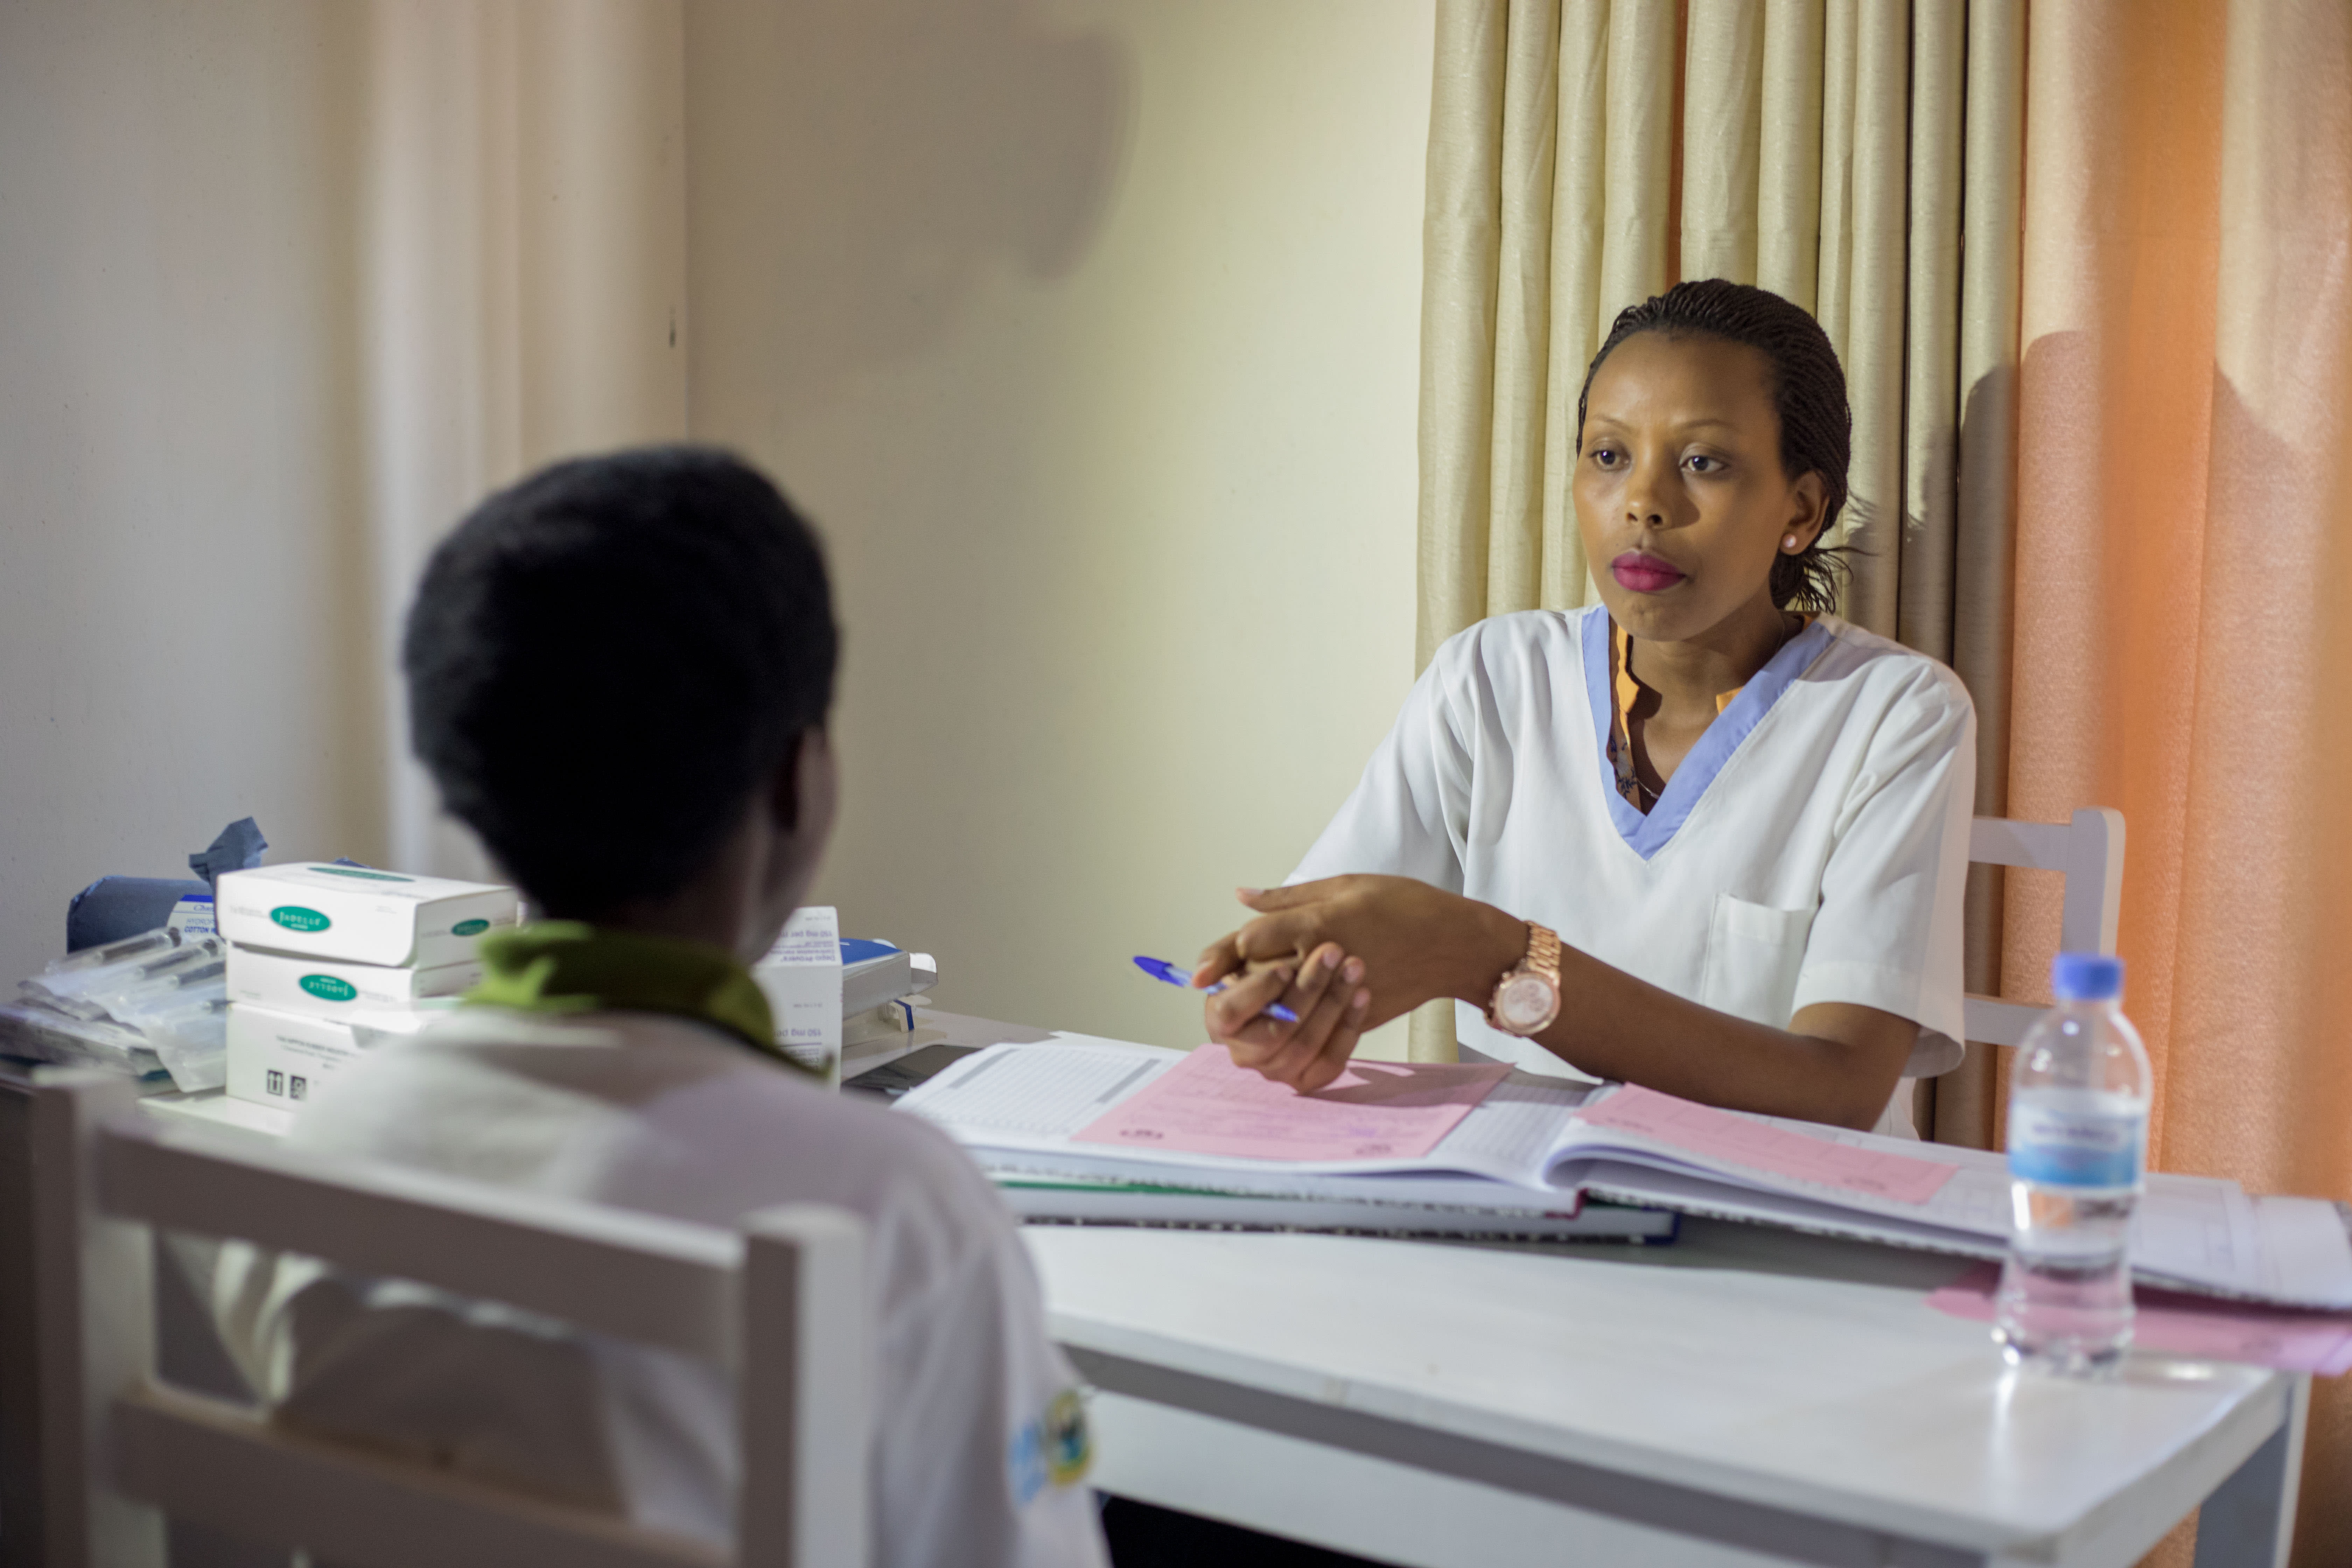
1193 281 1972 1136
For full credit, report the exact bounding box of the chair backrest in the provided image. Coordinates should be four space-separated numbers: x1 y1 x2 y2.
29 1071 870 1568
1962 806 2125 1048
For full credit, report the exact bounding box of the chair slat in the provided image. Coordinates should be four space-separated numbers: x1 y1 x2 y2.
1963 808 2126 1057
738 1206 872 1565
113 1382 726 1568
96 1115 741 1364
1967 816 2076 872
1963 994 2044 1050
2056 807 2126 957
31 1069 166 1568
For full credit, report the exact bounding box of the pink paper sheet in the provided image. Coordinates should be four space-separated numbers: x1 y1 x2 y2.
1571 1083 1961 1204
1070 1045 1511 1163
1928 1264 2352 1375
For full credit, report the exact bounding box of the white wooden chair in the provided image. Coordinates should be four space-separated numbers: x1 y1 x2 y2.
29 1070 870 1568
1962 806 2126 1047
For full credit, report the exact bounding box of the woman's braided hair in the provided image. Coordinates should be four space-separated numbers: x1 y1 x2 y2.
1575 279 1853 614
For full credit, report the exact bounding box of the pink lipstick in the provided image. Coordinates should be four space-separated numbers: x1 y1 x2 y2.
1610 551 1687 594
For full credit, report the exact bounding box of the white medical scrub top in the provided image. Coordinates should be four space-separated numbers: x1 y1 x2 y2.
1291 608 1975 1134
210 1008 1109 1568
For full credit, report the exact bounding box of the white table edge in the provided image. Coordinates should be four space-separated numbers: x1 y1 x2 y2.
1048 1304 2300 1565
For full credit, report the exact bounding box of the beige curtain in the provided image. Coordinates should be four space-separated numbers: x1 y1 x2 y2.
361 0 691 879
1411 0 2024 1107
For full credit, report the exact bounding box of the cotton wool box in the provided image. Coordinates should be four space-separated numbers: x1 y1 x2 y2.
224 1001 439 1110
216 864 518 968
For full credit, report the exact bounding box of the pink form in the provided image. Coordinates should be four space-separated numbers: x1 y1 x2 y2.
1573 1084 1961 1205
1072 1045 1510 1163
1929 1264 2352 1375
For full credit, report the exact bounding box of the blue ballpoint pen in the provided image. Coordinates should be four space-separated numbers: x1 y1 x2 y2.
1131 955 1300 1023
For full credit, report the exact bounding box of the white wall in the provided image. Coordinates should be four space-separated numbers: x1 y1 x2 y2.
0 1 695 981
0 2 385 985
686 0 1435 1051
0 0 1435 1060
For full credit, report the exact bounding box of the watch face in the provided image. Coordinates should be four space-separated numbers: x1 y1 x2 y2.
1498 973 1557 1032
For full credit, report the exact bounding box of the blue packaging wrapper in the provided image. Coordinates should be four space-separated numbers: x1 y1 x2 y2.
66 817 272 953
66 878 210 953
189 817 268 888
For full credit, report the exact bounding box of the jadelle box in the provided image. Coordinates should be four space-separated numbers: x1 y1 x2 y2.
216 864 518 968
226 945 482 1017
224 1000 439 1109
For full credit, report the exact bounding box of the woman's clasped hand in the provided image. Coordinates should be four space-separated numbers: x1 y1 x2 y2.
1190 874 1527 1092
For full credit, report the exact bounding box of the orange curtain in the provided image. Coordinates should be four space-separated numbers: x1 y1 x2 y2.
2004 1 2352 1562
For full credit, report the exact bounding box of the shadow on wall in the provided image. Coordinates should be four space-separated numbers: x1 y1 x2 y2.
686 0 1132 428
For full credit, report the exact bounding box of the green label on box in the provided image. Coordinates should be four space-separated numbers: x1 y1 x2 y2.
300 974 358 1003
452 918 490 937
271 906 331 933
309 866 414 883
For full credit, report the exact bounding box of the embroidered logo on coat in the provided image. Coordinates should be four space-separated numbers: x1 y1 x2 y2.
1044 1389 1091 1486
1009 1388 1092 1504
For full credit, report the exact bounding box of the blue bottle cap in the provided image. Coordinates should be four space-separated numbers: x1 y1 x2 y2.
2051 952 2124 1002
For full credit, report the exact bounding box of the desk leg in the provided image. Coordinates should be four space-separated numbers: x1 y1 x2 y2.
2191 1373 2308 1568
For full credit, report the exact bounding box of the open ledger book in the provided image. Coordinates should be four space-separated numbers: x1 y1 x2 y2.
899 1037 2352 1311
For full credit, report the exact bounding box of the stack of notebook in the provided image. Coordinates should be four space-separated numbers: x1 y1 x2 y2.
898 1036 2352 1306
895 1037 1673 1241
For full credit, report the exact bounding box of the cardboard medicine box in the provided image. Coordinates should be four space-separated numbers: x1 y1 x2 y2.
224 1001 437 1110
227 944 482 1018
754 905 842 1085
217 864 518 968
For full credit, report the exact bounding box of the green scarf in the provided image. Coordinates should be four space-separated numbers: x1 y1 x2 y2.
467 922 803 1070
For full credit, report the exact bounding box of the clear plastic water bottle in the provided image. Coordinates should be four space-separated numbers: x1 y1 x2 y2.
1994 953 2153 1375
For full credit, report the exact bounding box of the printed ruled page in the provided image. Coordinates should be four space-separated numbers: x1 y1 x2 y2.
1555 1088 2339 1307
2129 1180 2352 1309
2250 1196 2352 1309
899 1040 1564 1183
901 1041 1184 1142
1550 1083 2018 1234
1072 1045 1510 1163
1428 1073 1596 1173
2129 1174 2260 1297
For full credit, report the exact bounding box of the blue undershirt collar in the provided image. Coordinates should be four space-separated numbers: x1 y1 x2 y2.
1582 609 1835 860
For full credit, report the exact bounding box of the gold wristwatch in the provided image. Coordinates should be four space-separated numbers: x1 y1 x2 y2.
1485 922 1562 1036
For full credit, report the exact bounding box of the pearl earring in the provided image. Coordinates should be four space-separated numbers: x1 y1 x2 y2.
1783 534 1799 551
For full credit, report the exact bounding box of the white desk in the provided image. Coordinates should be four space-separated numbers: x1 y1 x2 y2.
1032 1223 2306 1568
131 1014 2312 1568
